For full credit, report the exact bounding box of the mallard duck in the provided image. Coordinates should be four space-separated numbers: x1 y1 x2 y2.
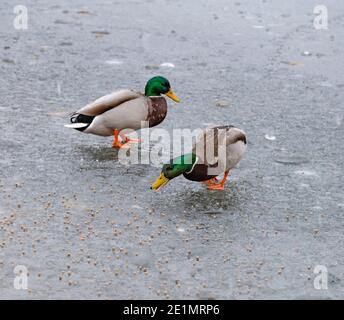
65 76 180 148
151 125 247 191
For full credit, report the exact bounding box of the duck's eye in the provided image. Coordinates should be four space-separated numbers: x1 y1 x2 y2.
166 166 174 173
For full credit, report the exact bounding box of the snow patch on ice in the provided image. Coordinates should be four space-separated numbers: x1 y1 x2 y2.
105 59 123 65
264 134 276 141
160 62 175 68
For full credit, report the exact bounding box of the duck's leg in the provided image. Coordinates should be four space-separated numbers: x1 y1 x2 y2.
112 129 129 149
207 171 230 190
120 133 142 144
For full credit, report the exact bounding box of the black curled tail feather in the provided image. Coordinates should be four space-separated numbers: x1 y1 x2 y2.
70 113 95 132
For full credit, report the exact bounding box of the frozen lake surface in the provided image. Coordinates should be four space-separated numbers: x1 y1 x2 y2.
0 0 343 299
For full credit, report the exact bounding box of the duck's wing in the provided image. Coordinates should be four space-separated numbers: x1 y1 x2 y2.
193 125 246 171
75 89 142 116
193 126 230 166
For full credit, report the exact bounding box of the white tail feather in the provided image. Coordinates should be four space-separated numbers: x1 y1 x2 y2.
64 123 89 129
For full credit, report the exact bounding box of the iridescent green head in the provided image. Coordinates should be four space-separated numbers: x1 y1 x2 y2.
151 153 197 190
145 76 180 102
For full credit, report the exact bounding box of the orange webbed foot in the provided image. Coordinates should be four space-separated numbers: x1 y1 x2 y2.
204 171 230 191
112 129 130 149
202 177 219 187
207 184 225 190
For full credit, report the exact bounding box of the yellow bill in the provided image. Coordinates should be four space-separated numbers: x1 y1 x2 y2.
151 173 169 191
165 89 180 103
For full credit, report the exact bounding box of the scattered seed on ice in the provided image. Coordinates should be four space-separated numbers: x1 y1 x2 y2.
145 64 160 70
287 61 304 66
264 134 276 141
77 10 90 15
215 100 230 107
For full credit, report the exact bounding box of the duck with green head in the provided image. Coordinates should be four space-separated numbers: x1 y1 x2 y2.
151 126 247 191
65 76 180 148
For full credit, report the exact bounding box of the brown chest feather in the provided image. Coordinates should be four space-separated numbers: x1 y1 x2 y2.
183 163 218 182
147 97 168 127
